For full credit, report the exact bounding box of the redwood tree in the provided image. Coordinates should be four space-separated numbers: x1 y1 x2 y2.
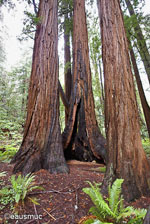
11 0 69 175
62 0 106 162
98 0 150 201
129 44 150 138
124 0 150 84
64 3 72 124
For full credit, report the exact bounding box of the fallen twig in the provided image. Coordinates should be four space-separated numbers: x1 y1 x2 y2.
42 208 56 221
33 203 40 224
28 188 75 196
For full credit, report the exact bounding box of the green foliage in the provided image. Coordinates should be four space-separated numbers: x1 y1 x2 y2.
0 187 14 210
99 167 106 173
0 57 31 163
0 57 31 128
0 171 7 186
58 0 73 37
19 11 41 41
60 97 65 132
82 179 147 224
90 167 106 173
0 145 18 162
0 173 43 210
10 173 44 204
142 138 150 157
87 16 105 135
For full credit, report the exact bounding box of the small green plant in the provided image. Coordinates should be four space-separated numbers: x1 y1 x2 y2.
82 179 147 224
11 173 44 204
0 173 43 210
0 145 18 162
0 187 14 210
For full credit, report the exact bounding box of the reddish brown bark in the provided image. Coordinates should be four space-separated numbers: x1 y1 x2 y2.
98 0 150 201
64 9 72 124
129 45 150 138
63 0 106 163
11 0 69 175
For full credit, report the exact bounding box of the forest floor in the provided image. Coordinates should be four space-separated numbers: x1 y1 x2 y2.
0 160 150 224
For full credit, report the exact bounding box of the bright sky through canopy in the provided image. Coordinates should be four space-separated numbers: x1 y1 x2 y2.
1 0 150 102
1 0 150 69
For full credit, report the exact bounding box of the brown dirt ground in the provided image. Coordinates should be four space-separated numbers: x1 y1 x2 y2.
0 160 150 224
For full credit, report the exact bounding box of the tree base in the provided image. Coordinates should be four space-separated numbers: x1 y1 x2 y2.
12 150 69 176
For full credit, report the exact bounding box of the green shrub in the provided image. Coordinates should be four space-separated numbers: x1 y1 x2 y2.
0 187 14 210
82 179 147 224
0 171 7 186
10 173 44 204
0 145 18 162
0 173 43 210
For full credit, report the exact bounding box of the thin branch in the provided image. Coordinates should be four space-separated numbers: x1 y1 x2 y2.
32 0 38 15
28 188 75 196
33 203 40 224
58 80 70 114
42 208 56 221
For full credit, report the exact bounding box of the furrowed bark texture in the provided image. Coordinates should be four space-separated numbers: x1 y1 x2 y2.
11 0 69 175
98 0 150 201
63 0 106 163
64 10 72 124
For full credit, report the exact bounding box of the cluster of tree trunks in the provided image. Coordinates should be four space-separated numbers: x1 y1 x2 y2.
98 0 150 201
11 0 150 203
62 0 106 163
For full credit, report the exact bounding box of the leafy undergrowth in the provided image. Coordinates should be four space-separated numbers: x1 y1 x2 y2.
0 126 150 223
0 121 23 163
81 179 147 224
0 161 150 224
142 138 150 158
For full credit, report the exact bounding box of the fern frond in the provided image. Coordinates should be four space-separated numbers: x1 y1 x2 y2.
0 171 7 178
89 206 105 221
83 182 116 220
117 206 146 221
108 179 124 214
127 208 147 224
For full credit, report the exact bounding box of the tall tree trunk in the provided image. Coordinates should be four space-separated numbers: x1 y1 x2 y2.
98 0 150 201
124 0 150 84
63 0 106 163
11 0 69 175
64 8 72 124
129 44 150 138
